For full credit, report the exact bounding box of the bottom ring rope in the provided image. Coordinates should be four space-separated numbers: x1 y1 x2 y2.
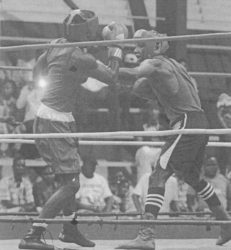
0 211 215 217
0 217 230 226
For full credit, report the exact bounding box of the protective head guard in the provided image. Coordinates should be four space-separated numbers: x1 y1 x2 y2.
133 29 169 59
63 9 99 42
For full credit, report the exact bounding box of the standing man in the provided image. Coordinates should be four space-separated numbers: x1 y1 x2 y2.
117 29 231 249
19 9 128 250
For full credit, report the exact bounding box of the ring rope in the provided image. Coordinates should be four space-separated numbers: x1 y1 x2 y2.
0 129 231 139
1 32 231 52
1 66 231 78
0 211 214 217
1 65 231 78
0 217 230 226
1 139 231 148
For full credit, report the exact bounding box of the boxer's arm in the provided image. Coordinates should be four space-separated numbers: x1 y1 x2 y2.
120 59 179 94
89 21 127 84
89 58 120 84
33 52 48 80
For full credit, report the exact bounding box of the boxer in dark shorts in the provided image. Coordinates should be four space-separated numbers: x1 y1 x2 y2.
117 29 231 249
19 9 128 250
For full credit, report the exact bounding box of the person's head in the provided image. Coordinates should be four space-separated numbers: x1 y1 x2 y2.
63 9 99 42
203 157 219 178
12 157 26 183
81 156 97 178
133 29 169 62
3 79 17 99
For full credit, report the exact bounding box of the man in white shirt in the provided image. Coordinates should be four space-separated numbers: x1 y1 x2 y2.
132 173 179 216
135 146 161 181
76 156 113 212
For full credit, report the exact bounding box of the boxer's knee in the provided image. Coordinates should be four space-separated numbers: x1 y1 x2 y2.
149 165 172 188
55 173 80 194
183 167 200 189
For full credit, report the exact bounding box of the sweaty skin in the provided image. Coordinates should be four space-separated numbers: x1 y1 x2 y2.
119 55 202 123
34 38 119 113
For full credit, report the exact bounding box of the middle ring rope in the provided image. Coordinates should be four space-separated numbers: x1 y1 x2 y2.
0 128 231 139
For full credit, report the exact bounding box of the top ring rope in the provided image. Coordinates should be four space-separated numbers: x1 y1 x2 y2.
1 128 231 139
1 66 231 78
1 139 231 148
1 32 231 52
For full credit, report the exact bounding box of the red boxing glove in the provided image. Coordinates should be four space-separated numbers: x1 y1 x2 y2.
102 21 128 40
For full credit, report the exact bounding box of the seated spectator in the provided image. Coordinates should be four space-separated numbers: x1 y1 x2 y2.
0 79 18 156
135 145 161 182
135 106 162 180
0 157 35 212
110 171 136 213
174 173 190 212
203 157 231 211
76 156 114 213
189 157 231 213
26 165 57 213
15 79 44 159
217 92 231 174
132 171 185 216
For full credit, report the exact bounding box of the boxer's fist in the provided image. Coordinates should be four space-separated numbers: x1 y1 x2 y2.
102 22 128 40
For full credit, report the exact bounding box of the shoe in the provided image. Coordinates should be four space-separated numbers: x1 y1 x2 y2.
58 222 95 247
216 224 231 246
18 227 54 250
115 226 155 249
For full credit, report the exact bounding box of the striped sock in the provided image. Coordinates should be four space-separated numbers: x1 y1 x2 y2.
145 187 165 217
196 180 221 207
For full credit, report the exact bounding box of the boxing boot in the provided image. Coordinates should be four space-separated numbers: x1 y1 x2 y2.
216 223 231 245
58 221 95 247
116 213 155 249
19 226 54 250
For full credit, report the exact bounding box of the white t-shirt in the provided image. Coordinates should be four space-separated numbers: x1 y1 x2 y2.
16 85 43 121
135 146 161 180
76 173 112 209
133 173 178 214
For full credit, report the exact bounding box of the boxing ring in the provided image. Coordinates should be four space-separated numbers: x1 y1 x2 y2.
1 32 231 250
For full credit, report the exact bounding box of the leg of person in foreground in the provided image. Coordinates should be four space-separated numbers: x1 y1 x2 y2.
19 174 95 250
186 175 231 246
116 166 172 250
117 134 231 249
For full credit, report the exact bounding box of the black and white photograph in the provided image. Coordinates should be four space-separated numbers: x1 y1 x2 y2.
0 0 231 249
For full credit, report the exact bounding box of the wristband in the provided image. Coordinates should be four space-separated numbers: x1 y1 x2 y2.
108 47 123 61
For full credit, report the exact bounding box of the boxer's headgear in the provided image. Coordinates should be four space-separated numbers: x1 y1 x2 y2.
133 29 169 57
63 9 99 42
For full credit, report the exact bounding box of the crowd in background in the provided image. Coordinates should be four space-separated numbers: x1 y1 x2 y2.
0 51 231 217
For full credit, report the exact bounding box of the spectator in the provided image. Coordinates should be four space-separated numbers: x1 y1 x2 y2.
15 79 44 159
135 145 161 181
16 79 43 122
0 157 35 212
132 173 180 216
135 110 161 181
217 91 231 174
27 166 57 213
76 156 114 213
0 79 18 156
111 171 136 212
203 157 231 211
174 173 190 212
